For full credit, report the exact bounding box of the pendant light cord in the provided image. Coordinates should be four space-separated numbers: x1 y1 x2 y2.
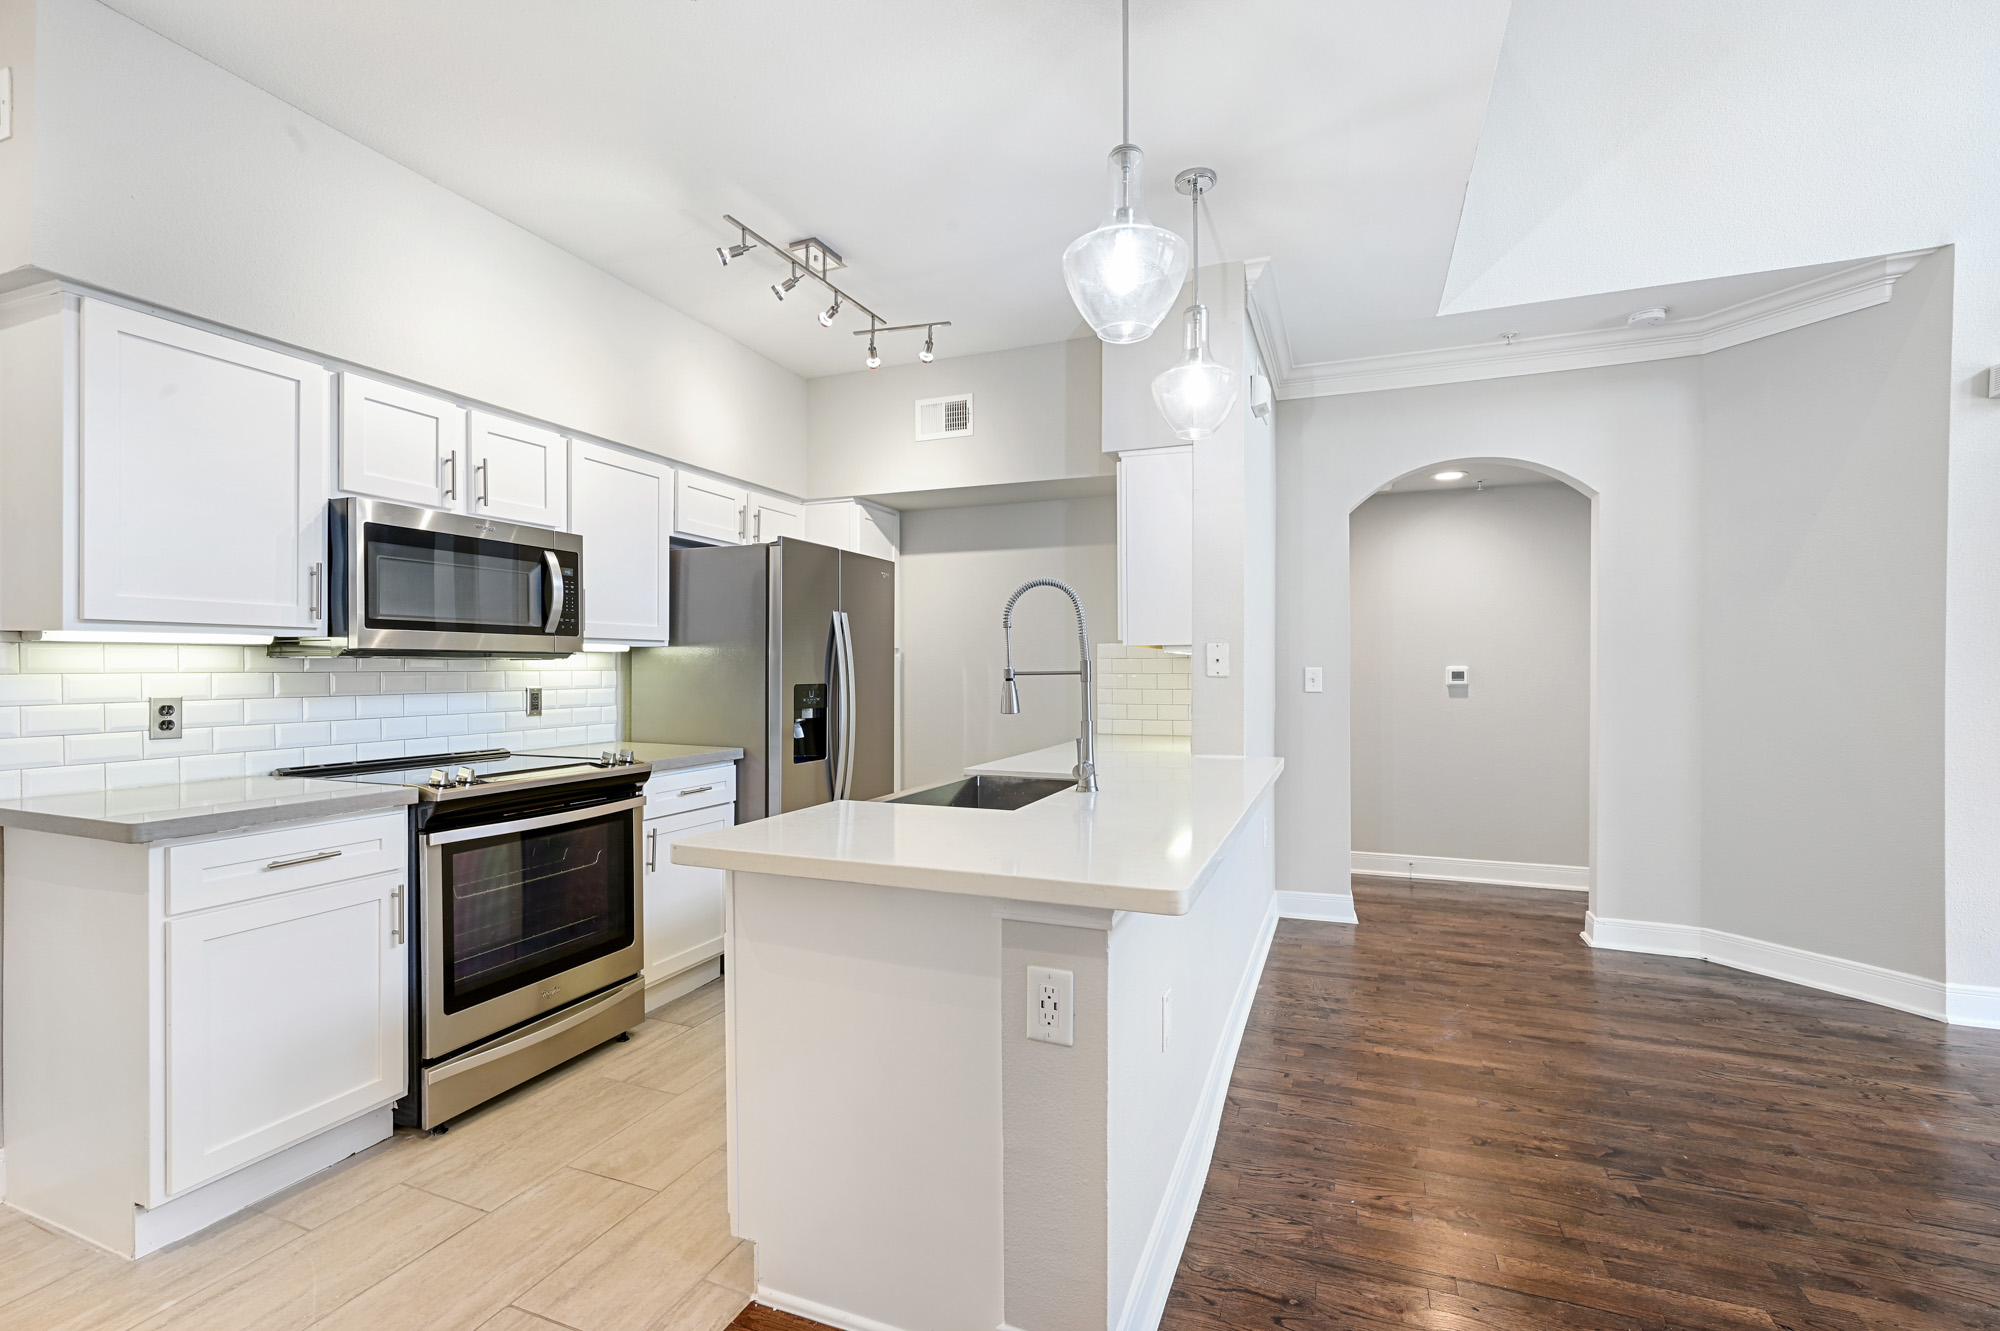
1190 181 1201 307
1121 0 1130 145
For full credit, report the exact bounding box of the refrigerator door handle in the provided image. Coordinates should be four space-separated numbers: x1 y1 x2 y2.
831 610 857 800
825 614 843 801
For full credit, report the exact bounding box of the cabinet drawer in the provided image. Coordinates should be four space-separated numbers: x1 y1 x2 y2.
644 764 736 818
166 811 407 916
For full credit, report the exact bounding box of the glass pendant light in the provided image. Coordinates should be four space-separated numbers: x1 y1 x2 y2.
1061 0 1188 343
1151 167 1238 440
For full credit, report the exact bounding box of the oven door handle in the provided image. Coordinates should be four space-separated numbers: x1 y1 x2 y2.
429 978 642 1080
423 794 646 846
543 550 565 634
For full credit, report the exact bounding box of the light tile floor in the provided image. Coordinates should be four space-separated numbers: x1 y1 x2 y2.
0 980 749 1331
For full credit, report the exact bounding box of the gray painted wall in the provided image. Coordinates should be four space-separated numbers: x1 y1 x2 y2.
1698 248 1951 980
807 340 1109 500
898 496 1117 789
1350 482 1591 866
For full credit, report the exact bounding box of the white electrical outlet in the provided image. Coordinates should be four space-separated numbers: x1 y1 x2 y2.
1027 966 1074 1046
1303 665 1323 693
1204 642 1230 678
1161 989 1173 1051
149 697 183 740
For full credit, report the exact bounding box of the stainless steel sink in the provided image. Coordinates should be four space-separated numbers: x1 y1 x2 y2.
880 774 1075 811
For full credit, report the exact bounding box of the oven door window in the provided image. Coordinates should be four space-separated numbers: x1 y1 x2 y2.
362 522 554 634
439 807 635 1014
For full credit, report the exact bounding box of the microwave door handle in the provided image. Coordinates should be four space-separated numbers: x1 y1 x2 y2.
543 550 565 634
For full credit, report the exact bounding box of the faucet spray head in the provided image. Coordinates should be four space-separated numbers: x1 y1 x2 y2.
1001 670 1021 715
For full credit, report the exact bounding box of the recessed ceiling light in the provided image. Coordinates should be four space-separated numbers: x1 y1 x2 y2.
1432 470 1467 482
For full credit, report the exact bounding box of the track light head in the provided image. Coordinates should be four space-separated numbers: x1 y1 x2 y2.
920 329 936 363
819 296 842 328
866 339 881 369
772 271 804 301
717 241 756 267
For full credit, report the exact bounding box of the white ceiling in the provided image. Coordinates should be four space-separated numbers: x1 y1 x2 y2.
98 0 1515 379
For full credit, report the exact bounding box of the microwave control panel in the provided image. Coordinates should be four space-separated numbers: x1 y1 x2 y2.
558 553 581 635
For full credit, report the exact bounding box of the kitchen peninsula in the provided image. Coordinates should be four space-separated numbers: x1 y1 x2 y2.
672 736 1282 1331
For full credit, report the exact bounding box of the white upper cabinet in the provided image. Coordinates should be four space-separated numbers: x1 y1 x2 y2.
78 299 330 631
805 499 900 561
337 372 467 510
747 490 804 544
570 442 672 643
468 411 567 528
1117 446 1194 647
675 472 748 544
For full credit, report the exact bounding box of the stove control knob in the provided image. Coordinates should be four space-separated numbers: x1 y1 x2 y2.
454 765 476 787
600 750 617 767
619 749 635 766
428 769 448 788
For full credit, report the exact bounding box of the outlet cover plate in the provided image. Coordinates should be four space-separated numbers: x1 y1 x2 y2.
1027 966 1074 1046
149 697 183 740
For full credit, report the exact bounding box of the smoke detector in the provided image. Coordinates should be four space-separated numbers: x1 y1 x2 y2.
1627 307 1669 327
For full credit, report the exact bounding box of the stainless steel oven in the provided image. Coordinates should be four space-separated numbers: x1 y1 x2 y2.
420 795 644 1059
275 497 582 658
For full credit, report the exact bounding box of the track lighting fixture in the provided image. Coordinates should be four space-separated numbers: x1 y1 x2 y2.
849 320 953 366
716 214 948 359
716 224 757 267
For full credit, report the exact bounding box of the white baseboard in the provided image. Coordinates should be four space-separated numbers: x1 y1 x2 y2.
1113 899 1280 1331
1352 851 1589 891
1275 890 1359 924
645 957 722 1013
1581 910 1703 957
1582 912 2000 1027
755 1285 913 1331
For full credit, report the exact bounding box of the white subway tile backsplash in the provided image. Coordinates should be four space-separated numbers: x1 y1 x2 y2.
25 764 104 796
64 674 143 703
106 757 184 790
0 675 64 705
20 642 103 672
22 704 105 736
66 731 143 764
1096 643 1192 737
0 649 618 797
243 697 305 725
275 722 332 749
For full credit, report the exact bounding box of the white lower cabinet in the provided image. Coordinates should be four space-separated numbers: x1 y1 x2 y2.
642 764 736 986
165 870 406 1195
0 809 409 1258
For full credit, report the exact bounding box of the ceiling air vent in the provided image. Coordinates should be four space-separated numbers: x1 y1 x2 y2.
915 394 973 442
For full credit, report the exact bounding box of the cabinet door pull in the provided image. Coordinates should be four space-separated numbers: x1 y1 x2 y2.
443 450 457 501
391 882 405 944
752 510 762 542
264 848 342 871
677 785 715 797
308 562 323 619
477 460 490 507
646 826 659 871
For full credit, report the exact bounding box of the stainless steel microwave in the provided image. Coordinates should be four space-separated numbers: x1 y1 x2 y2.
273 498 582 658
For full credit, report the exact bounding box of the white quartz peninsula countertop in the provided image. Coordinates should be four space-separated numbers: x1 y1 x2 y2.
671 737 1281 915
0 775 418 843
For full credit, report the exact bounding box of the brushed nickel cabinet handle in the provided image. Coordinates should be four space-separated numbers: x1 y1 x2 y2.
647 826 659 872
308 562 323 618
677 785 715 797
477 460 490 507
265 848 342 871
443 450 457 501
391 882 405 944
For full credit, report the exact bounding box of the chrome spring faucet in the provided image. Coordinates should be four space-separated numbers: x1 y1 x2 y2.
1001 578 1098 792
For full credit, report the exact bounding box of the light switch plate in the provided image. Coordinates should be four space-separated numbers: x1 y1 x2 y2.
1303 666 1324 693
1204 642 1230 678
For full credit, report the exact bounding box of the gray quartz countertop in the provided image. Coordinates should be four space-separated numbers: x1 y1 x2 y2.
0 776 419 845
517 742 744 771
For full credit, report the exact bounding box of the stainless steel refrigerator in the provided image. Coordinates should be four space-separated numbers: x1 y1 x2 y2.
629 537 895 821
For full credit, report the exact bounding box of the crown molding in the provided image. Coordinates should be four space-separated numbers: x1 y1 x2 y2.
1272 249 1934 401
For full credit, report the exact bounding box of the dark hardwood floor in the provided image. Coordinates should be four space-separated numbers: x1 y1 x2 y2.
726 1305 829 1331
1163 875 2000 1330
